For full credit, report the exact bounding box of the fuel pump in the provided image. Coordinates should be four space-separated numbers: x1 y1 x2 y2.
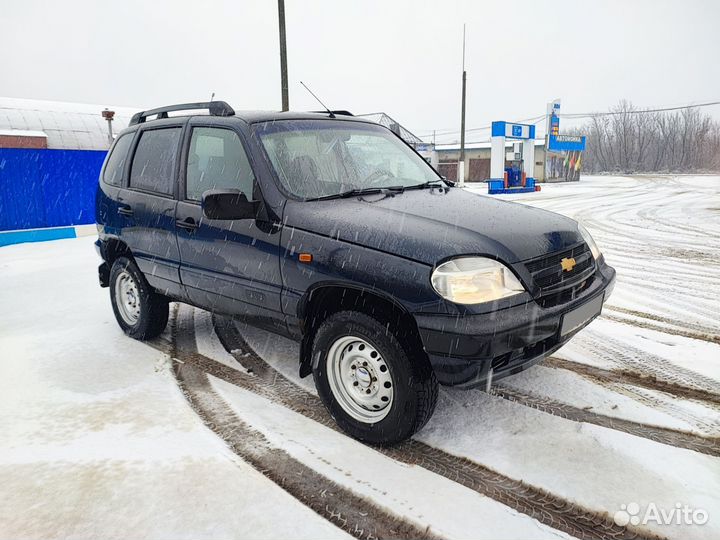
504 142 526 188
488 121 537 194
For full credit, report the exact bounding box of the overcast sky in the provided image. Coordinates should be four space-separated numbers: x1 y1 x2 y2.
2 0 719 143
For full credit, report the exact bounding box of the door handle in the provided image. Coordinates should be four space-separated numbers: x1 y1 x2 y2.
118 206 134 216
176 218 198 231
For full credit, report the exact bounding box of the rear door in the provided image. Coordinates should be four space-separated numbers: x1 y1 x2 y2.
175 121 285 330
118 124 183 296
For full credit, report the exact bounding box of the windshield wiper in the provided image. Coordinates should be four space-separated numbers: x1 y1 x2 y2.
307 186 406 201
404 180 446 190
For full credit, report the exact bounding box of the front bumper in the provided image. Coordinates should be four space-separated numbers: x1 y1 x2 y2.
414 261 616 388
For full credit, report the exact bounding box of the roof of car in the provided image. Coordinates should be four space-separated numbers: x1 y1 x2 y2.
127 101 376 128
121 110 378 133
232 110 372 124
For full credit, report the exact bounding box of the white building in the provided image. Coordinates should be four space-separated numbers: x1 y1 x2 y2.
0 97 138 150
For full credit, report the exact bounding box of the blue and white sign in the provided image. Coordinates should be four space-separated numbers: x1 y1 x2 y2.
491 121 535 140
548 134 586 152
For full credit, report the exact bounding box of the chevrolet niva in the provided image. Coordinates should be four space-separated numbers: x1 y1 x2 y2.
95 102 615 444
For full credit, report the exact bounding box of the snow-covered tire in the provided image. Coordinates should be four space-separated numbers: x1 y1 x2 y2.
109 256 168 340
312 310 438 445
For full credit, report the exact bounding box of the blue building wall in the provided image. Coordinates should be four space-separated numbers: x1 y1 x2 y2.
0 148 107 231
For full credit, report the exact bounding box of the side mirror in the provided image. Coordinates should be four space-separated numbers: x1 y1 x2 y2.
202 189 259 220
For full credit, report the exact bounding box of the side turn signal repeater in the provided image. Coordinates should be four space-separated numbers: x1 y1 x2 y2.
298 253 313 263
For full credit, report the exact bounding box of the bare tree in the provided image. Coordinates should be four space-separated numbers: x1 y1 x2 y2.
579 101 720 173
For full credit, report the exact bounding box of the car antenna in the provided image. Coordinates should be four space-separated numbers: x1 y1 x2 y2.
210 92 215 101
300 81 335 118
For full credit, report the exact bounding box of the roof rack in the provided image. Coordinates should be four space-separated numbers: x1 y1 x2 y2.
129 101 235 125
309 110 354 117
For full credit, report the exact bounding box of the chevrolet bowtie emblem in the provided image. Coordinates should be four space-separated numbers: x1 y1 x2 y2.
560 257 576 272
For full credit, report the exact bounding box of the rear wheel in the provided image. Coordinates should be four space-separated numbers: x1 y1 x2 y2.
312 310 438 444
109 257 168 340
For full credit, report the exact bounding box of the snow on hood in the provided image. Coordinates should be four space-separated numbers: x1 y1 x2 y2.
284 188 582 265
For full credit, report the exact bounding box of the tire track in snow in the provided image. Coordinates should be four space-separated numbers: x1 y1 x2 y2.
215 313 720 456
540 360 720 438
166 304 441 540
491 385 720 456
544 356 720 407
532 178 720 260
571 182 718 252
607 258 720 287
633 177 720 239
604 385 720 437
208 313 662 540
601 308 720 345
604 270 720 303
579 330 720 396
607 287 720 328
636 203 720 240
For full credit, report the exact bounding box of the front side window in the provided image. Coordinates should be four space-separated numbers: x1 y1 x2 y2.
186 127 255 201
129 127 181 195
103 133 134 186
254 120 440 200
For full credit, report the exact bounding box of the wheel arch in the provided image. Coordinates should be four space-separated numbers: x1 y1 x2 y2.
297 283 426 378
98 238 135 288
102 237 135 266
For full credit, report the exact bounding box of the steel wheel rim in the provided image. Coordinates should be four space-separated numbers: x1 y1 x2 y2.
115 270 141 326
326 335 394 423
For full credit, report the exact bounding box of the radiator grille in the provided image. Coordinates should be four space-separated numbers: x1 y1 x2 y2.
523 242 596 306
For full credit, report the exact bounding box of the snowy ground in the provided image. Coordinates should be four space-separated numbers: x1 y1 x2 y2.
1 175 718 539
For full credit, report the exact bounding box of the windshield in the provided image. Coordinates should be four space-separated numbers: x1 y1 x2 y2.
254 119 441 199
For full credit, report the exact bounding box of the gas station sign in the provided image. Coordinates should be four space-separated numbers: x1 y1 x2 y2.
545 101 586 151
491 121 535 140
548 133 586 151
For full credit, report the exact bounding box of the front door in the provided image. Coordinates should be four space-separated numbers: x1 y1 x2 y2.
175 123 285 331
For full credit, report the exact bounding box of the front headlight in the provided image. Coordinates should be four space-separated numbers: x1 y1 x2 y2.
431 257 525 305
578 223 601 260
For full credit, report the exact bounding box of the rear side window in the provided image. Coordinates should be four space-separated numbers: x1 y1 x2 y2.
103 133 133 186
130 128 181 195
186 127 256 201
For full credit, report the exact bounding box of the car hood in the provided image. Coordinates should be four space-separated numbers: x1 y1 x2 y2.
283 187 582 265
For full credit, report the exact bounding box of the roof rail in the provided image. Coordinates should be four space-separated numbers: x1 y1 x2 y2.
129 101 235 125
309 110 354 117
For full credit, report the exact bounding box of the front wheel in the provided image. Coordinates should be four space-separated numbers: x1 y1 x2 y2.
109 257 168 340
312 310 438 445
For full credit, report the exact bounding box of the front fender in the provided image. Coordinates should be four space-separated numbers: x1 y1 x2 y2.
280 227 443 321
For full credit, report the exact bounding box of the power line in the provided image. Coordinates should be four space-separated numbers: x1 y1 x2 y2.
416 114 545 138
558 99 720 119
416 100 720 139
417 115 543 137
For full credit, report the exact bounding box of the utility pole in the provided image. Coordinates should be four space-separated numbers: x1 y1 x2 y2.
459 24 467 186
278 0 289 111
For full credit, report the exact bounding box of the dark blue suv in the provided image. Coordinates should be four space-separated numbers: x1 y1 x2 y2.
96 102 616 444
